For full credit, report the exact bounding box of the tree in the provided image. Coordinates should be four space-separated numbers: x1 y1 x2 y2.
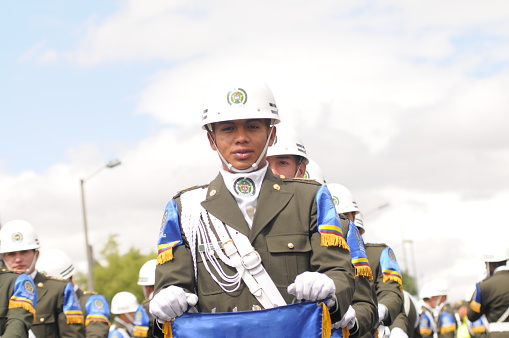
402 270 418 297
75 234 156 305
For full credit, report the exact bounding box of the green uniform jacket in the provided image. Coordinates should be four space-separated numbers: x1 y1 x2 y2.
155 171 355 322
32 272 85 338
76 288 110 338
365 244 404 327
436 304 456 338
340 219 377 338
0 271 35 338
468 270 509 338
389 291 422 338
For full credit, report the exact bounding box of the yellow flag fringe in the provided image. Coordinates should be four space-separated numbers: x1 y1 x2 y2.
163 321 173 338
320 234 350 251
342 327 350 338
321 302 332 338
157 249 174 265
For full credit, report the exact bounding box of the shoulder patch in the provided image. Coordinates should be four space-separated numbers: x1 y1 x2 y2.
173 184 208 199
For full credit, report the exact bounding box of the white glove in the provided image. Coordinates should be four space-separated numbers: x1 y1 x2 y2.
378 303 388 324
332 305 356 330
287 272 336 306
390 327 409 338
149 286 198 321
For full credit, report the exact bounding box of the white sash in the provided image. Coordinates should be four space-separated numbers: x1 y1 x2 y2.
180 186 286 309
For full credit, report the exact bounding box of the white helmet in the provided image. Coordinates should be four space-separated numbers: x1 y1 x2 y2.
482 246 509 262
111 291 139 314
37 249 75 280
420 281 434 300
0 219 40 253
326 183 360 215
138 259 157 286
201 75 280 130
303 158 326 185
354 212 365 233
267 122 309 164
431 278 448 297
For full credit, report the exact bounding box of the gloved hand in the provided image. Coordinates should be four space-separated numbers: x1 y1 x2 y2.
378 303 388 324
390 327 409 338
149 286 198 321
332 305 356 330
287 271 336 306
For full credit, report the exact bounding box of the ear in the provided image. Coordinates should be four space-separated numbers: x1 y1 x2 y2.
207 132 217 151
268 126 277 147
297 162 307 178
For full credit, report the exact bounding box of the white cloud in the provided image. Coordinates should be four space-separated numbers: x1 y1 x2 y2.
5 0 509 299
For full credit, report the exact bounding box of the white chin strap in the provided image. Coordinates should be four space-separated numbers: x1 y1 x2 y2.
209 125 275 174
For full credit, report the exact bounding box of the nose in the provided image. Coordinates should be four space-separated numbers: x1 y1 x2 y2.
234 128 249 143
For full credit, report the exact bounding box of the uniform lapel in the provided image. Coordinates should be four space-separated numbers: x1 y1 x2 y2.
201 173 251 237
249 170 293 242
34 272 49 303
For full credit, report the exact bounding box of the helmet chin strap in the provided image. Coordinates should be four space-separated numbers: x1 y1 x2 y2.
208 125 276 174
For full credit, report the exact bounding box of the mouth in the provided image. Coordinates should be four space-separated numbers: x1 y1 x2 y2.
232 149 253 160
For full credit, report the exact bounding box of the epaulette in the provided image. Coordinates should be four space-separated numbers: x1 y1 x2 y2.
83 290 98 295
366 242 388 247
282 177 322 186
173 184 208 199
46 274 67 282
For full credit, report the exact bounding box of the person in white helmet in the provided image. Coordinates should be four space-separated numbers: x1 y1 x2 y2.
0 219 85 337
133 259 156 338
467 247 509 337
268 136 377 337
37 248 111 338
150 75 355 336
419 279 456 338
266 122 309 179
0 266 37 337
328 184 405 338
109 291 139 337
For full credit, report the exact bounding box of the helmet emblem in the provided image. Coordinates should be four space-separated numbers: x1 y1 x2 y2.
234 177 255 195
12 232 23 242
227 88 248 105
332 196 339 206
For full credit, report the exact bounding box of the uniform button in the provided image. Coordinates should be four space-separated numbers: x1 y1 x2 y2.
210 189 217 197
279 175 286 179
37 282 44 287
288 243 295 249
40 318 45 322
273 184 280 190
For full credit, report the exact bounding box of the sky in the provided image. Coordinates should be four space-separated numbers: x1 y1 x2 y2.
1 1 509 303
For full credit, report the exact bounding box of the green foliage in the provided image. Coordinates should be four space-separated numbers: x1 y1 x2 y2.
402 270 418 296
75 234 156 306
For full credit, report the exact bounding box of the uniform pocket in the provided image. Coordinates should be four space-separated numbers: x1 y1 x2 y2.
32 312 58 338
265 233 312 288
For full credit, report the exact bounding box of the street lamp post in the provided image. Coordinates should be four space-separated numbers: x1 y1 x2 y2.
80 159 121 291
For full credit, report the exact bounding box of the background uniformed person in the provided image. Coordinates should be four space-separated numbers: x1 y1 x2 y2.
133 259 156 337
37 248 111 338
419 279 457 338
0 269 37 337
0 219 86 337
109 291 139 338
149 75 356 336
467 247 509 337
